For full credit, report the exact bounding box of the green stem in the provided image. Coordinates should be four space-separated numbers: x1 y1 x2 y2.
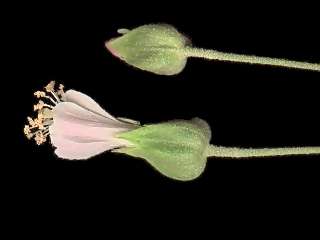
183 47 320 72
207 145 320 159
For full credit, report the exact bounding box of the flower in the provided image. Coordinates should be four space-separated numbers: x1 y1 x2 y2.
24 81 212 181
24 81 140 160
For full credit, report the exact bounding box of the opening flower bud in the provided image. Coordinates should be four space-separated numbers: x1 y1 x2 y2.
24 82 210 181
115 118 211 181
24 81 140 159
106 24 190 75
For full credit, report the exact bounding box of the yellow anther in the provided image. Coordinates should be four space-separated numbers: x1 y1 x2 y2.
34 91 46 98
27 117 36 127
34 132 46 145
23 125 33 139
45 81 55 92
33 100 45 111
34 118 44 130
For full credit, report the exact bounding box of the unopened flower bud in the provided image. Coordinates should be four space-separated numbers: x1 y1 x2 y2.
106 24 190 75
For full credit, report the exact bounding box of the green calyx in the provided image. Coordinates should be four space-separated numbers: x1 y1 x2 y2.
114 118 211 181
106 24 189 75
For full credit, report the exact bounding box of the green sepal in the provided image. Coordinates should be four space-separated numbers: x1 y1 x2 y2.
114 118 211 181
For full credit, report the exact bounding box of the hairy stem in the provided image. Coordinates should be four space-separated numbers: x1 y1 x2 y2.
183 47 320 72
207 145 320 159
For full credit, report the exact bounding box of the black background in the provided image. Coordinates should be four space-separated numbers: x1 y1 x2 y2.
6 1 320 225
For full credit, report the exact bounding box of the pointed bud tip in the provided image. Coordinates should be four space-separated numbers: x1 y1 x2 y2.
105 39 121 59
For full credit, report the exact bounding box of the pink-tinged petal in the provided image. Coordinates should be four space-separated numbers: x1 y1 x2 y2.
64 90 118 120
50 102 135 141
50 117 128 142
51 135 130 160
52 102 132 128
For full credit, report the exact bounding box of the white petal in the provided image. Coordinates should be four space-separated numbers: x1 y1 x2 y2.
50 102 134 140
52 102 131 128
51 135 129 160
50 117 124 141
64 89 118 120
49 102 134 160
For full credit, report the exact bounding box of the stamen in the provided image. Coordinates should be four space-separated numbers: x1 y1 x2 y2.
43 103 54 109
57 84 65 98
39 108 53 119
33 100 45 111
34 90 57 105
44 95 58 105
24 125 33 139
49 90 61 103
44 81 61 103
44 81 55 93
25 81 66 145
27 117 36 127
42 129 49 134
34 91 46 98
34 131 47 145
28 125 38 131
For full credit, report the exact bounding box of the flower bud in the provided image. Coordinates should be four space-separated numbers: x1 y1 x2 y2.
106 24 189 75
114 118 211 181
